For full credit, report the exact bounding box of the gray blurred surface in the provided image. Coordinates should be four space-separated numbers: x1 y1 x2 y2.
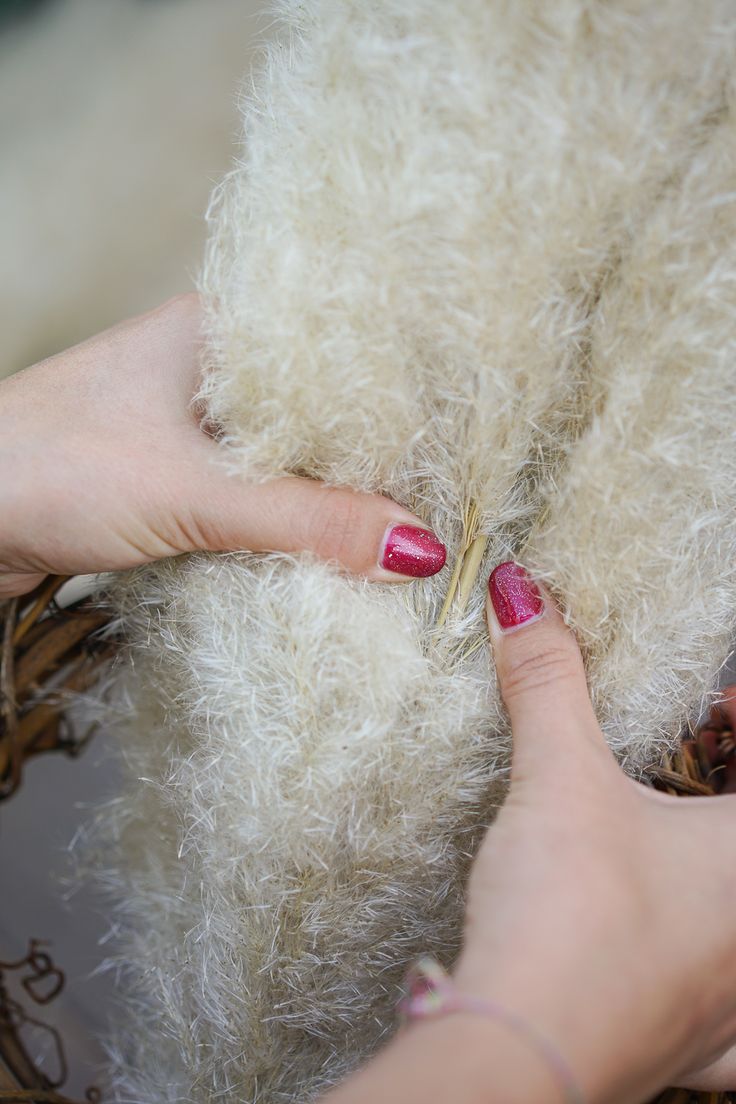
0 727 120 1095
0 0 263 377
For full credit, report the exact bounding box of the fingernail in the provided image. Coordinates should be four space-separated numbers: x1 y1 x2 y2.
380 524 447 578
488 561 544 631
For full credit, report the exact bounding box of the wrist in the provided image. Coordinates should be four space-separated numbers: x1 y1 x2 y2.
451 948 669 1104
399 954 584 1103
398 1012 567 1104
324 994 569 1104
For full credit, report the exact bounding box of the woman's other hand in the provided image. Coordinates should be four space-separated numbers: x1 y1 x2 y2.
0 294 446 598
454 562 736 1102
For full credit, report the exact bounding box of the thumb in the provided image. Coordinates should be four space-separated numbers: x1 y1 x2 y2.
485 561 612 776
174 451 447 583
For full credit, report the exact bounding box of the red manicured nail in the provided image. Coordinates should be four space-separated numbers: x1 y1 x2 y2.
380 525 447 577
488 561 544 631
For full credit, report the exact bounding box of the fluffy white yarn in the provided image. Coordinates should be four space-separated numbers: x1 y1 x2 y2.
96 2 736 1101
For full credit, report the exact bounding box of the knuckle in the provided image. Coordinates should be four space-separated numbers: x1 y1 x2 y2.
307 489 365 564
501 642 581 702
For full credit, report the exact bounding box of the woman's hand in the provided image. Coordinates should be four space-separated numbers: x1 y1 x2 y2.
453 562 736 1103
325 563 736 1104
0 294 445 598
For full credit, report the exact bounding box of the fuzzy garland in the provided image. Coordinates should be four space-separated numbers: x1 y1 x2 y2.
94 3 736 1101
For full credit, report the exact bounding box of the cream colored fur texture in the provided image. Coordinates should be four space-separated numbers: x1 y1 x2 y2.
98 2 736 1101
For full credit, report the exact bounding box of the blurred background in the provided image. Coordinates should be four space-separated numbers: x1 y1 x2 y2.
0 0 262 378
0 0 262 1095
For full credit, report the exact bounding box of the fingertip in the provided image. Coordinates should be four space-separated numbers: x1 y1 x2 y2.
484 561 576 675
483 561 604 763
371 520 447 582
486 560 546 637
485 562 572 648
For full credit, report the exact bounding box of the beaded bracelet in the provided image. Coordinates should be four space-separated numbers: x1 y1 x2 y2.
398 956 584 1104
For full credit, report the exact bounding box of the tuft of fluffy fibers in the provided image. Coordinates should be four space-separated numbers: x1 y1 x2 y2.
94 2 736 1101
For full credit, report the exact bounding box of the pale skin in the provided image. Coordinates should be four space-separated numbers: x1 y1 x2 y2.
0 294 427 599
324 596 736 1103
2 296 735 1103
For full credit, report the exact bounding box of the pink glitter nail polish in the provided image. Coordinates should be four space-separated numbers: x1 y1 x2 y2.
380 525 447 578
488 561 544 630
